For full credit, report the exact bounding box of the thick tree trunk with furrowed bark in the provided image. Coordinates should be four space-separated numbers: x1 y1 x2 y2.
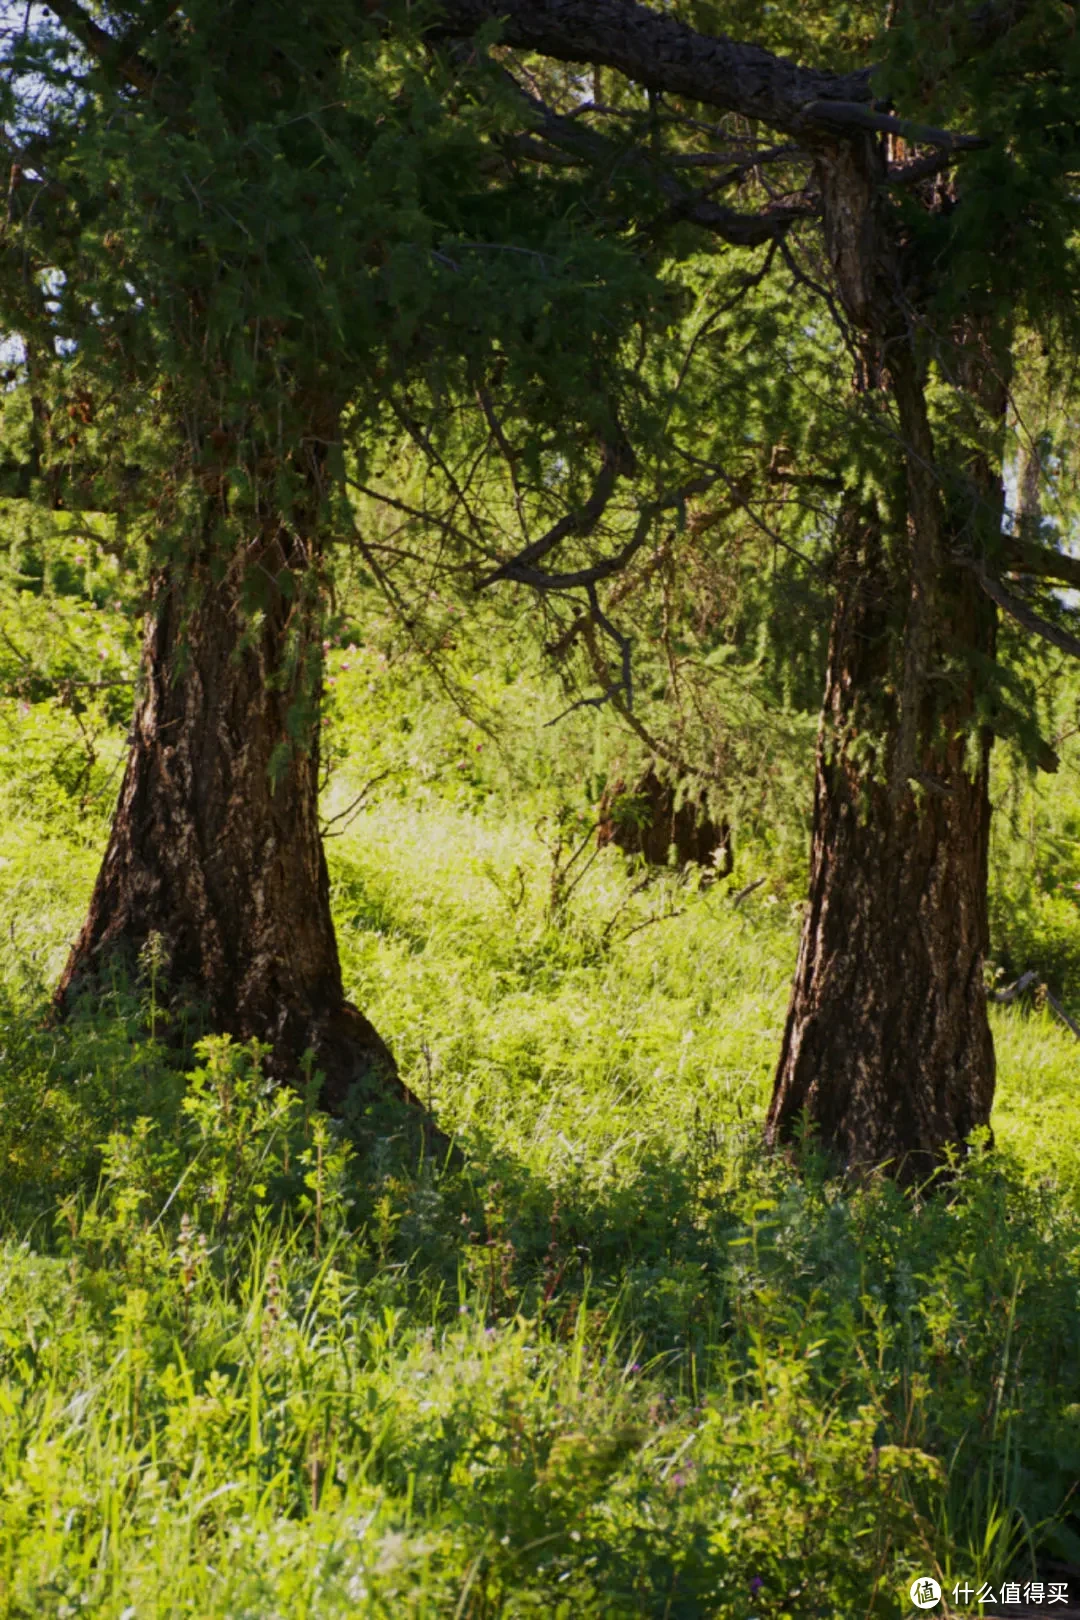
765 518 997 1179
763 131 1008 1176
55 522 416 1121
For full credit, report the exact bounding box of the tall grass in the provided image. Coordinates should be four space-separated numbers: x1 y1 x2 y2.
3 615 1080 1614
1 759 1080 1616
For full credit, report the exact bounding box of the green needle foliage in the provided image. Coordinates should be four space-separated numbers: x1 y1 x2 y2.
0 0 671 593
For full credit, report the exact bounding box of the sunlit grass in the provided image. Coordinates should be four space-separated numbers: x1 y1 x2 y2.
993 1008 1080 1196
332 797 790 1176
3 722 1080 1614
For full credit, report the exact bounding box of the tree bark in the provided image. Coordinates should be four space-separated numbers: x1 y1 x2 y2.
764 130 1008 1176
55 517 415 1120
434 0 871 135
765 515 997 1179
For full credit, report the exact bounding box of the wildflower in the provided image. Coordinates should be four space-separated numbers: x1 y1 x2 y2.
750 1577 764 1594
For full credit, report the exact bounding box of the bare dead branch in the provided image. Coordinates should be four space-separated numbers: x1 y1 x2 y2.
989 970 1039 1003
479 433 636 587
320 769 396 837
989 969 1080 1041
1046 986 1080 1041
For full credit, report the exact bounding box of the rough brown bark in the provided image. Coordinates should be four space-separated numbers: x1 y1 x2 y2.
764 133 1008 1175
765 516 997 1179
435 0 1011 1173
766 494 1009 1174
453 0 1004 1169
434 0 871 135
55 519 418 1121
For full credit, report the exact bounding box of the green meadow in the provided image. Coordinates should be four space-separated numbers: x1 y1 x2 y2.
2 549 1080 1618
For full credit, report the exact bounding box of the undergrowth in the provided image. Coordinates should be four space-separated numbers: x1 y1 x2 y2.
3 549 1080 1614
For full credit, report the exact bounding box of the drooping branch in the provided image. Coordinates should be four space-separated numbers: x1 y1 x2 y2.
672 446 823 574
963 557 1080 660
481 475 715 592
1002 535 1080 592
579 616 690 768
544 535 671 662
497 69 818 249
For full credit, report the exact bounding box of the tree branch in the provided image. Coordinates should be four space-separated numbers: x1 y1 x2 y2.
482 475 715 592
478 434 637 587
800 100 985 152
434 0 874 137
887 150 965 187
1001 535 1080 592
498 67 816 248
43 0 156 93
962 557 1080 660
651 189 816 245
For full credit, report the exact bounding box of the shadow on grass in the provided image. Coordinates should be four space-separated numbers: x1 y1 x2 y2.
5 981 1080 1598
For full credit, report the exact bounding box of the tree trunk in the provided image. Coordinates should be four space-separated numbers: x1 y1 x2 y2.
765 515 997 1179
56 520 415 1120
761 123 1010 1177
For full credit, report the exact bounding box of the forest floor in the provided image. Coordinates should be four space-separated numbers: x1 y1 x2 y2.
3 636 1080 1616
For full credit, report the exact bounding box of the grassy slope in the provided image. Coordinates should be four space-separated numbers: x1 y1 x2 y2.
3 655 1080 1614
